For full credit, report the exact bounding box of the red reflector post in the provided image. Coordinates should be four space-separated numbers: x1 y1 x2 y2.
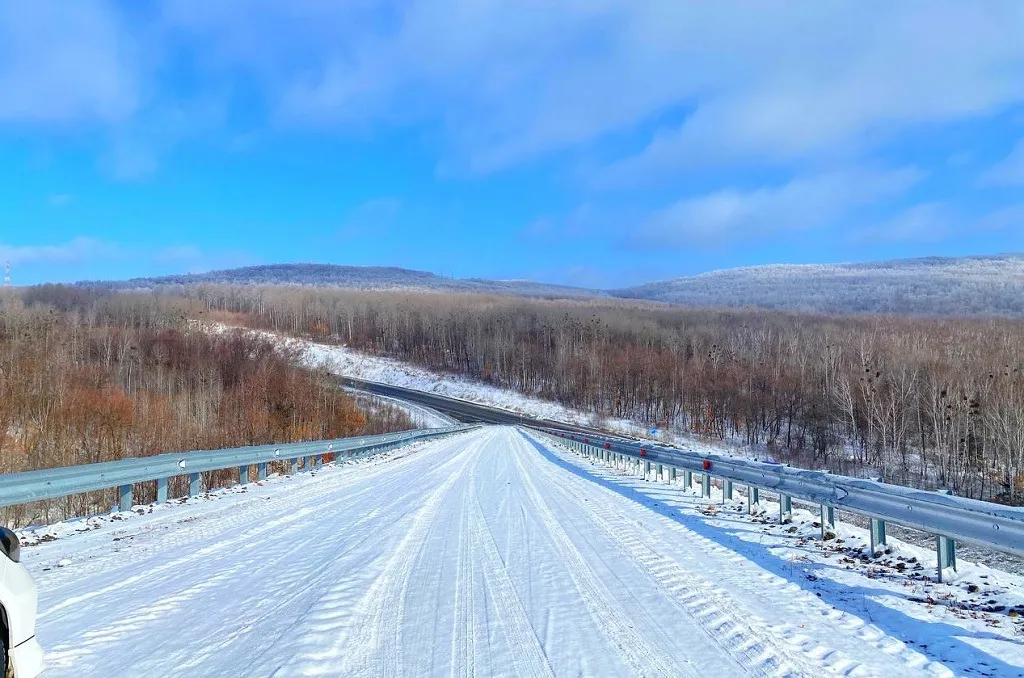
604 442 611 449
702 459 711 470
640 449 647 457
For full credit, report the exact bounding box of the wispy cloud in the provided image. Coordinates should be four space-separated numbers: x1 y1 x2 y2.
851 203 954 244
975 203 1024 231
980 138 1024 186
340 198 403 237
634 167 922 248
0 237 124 266
47 193 74 207
0 238 257 281
13 1 1016 178
0 2 138 125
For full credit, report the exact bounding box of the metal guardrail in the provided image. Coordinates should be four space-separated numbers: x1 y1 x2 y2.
0 425 475 512
535 428 1024 582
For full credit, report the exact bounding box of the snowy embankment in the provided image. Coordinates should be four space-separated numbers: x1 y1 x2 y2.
345 389 458 428
231 325 726 454
540 432 1024 676
20 426 1021 676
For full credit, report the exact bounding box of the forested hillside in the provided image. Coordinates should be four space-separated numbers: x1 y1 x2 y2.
183 285 1024 504
0 285 413 527
80 263 602 299
77 254 1024 316
613 254 1024 316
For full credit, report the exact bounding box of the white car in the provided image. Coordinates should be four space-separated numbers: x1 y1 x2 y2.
0 528 42 678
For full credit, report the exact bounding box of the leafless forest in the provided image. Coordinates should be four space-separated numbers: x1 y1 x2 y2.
0 285 413 526
183 285 1024 504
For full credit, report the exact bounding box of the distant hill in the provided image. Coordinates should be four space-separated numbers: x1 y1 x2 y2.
76 255 1024 317
610 254 1024 316
77 263 605 300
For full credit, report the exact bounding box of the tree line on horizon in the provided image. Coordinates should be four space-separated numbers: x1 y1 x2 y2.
177 284 1024 505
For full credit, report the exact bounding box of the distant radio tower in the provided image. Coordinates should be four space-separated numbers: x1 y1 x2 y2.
3 261 9 287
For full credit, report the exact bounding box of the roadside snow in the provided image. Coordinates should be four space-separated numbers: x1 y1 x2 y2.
345 389 458 428
25 426 1015 677
214 324 728 456
534 431 1024 676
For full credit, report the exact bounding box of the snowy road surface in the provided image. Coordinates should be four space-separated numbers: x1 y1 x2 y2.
29 427 964 676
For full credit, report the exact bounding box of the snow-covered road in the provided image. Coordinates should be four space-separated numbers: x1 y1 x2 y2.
28 427 971 676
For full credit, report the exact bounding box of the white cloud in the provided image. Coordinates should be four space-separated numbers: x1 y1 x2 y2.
0 2 139 125
4 1 1024 186
635 167 922 247
0 239 258 282
141 2 1024 175
980 138 1024 186
0 237 124 266
47 194 74 207
340 198 403 237
852 203 954 244
975 204 1024 231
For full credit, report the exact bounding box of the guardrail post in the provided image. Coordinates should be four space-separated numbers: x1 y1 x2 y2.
656 463 663 481
869 518 887 555
748 487 759 513
937 536 957 582
189 472 202 496
643 460 651 480
306 455 314 470
935 490 957 581
701 474 711 498
119 484 133 512
257 462 267 481
779 494 792 523
156 477 168 504
669 467 677 483
684 470 692 489
723 479 733 501
239 465 248 486
289 458 298 475
820 505 835 539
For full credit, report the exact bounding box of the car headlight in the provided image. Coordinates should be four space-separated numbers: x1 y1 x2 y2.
0 526 21 563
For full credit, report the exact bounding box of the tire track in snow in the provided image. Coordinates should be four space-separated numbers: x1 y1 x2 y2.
528 430 952 677
505 431 696 678
449 490 477 678
264 429 502 677
518 431 824 676
467 473 556 678
334 428 494 677
38 430 488 678
35 438 456 607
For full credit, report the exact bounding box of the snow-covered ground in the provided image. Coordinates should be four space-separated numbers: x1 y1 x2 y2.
231 325 726 455
539 432 1024 676
345 389 458 428
22 426 1023 676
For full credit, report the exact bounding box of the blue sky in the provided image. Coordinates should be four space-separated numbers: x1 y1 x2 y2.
1 1 1023 288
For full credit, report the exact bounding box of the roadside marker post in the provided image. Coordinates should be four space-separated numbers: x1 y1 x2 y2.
119 484 133 512
779 494 792 523
820 505 836 539
870 518 887 555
